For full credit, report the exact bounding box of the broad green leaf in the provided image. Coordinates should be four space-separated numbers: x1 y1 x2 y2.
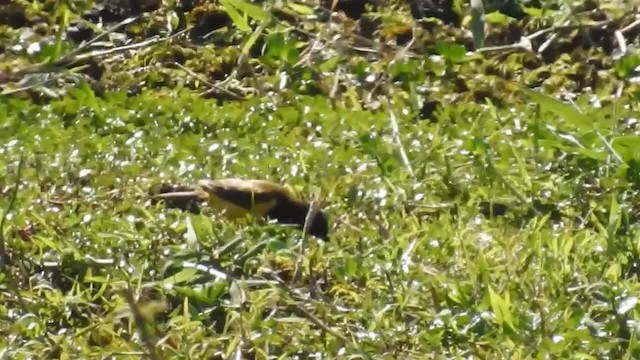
523 6 543 17
215 236 246 258
174 283 227 304
185 216 198 244
221 0 250 31
605 263 622 281
266 32 286 58
32 235 63 252
484 11 512 25
237 241 268 263
242 20 269 54
189 215 214 244
488 286 515 330
520 87 593 131
319 55 342 73
224 0 270 21
576 148 608 161
613 53 640 78
161 267 200 286
286 46 300 64
435 42 466 63
613 135 640 148
287 2 314 15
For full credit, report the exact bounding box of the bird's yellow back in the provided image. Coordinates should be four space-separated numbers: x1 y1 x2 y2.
197 179 284 220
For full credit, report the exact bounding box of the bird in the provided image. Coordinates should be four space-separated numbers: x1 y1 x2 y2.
150 178 330 240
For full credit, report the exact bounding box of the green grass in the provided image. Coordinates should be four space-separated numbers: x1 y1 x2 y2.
2 82 640 358
2 0 640 357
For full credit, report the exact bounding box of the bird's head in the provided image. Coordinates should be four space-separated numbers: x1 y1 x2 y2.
306 210 330 241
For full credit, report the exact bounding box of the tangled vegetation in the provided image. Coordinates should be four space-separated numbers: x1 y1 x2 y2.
2 0 640 358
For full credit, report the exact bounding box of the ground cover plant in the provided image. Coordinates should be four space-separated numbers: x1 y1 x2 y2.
2 0 640 358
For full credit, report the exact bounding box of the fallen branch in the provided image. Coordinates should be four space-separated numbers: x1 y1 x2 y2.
172 62 245 100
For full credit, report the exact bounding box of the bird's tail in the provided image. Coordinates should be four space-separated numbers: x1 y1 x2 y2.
149 183 204 214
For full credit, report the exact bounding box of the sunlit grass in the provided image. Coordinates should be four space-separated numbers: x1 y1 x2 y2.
2 85 640 358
